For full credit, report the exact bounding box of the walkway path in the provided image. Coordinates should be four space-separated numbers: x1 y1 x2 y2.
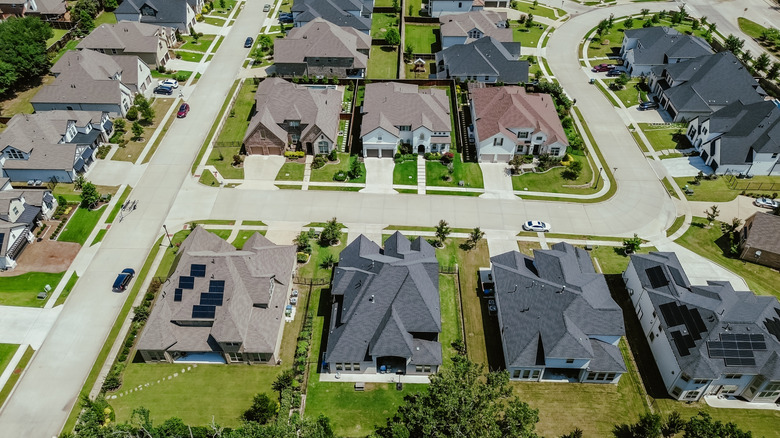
417 156 426 195
301 156 313 190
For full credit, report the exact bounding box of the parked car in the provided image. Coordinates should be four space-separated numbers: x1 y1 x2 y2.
755 197 780 209
638 101 659 110
112 268 135 292
263 3 271 11
244 36 254 48
154 85 173 95
522 220 551 232
591 63 615 72
160 79 178 88
487 299 497 316
177 103 190 118
606 69 623 77
279 14 293 23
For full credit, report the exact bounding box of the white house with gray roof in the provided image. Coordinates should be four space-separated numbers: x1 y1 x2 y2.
620 27 713 77
115 0 202 34
490 243 626 384
136 226 297 364
434 36 527 84
324 232 442 375
624 252 780 403
686 100 780 175
360 82 451 158
428 0 505 17
291 0 373 35
0 183 56 270
78 22 177 68
648 52 764 123
439 10 511 49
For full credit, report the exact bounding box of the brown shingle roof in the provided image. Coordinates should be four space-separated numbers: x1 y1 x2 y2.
439 10 511 44
360 82 450 137
744 212 780 254
274 17 370 68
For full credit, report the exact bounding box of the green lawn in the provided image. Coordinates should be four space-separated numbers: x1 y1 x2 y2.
511 23 546 47
58 205 106 245
179 35 217 52
737 17 766 40
439 274 461 367
588 18 710 59
637 123 688 152
405 24 439 53
150 70 194 81
670 176 780 202
206 229 232 240
202 16 227 27
296 240 347 281
94 11 117 26
175 51 205 62
666 215 686 237
90 229 107 246
589 245 657 275
198 170 219 186
393 160 417 185
512 153 594 194
0 344 19 375
513 0 563 20
371 13 399 38
217 80 257 144
406 0 423 16
367 46 398 79
310 153 366 183
425 153 484 189
46 28 68 47
676 217 780 300
275 162 305 181
230 230 265 249
0 272 65 307
0 346 33 408
51 39 80 63
208 0 238 17
53 272 79 307
52 183 119 204
607 78 649 108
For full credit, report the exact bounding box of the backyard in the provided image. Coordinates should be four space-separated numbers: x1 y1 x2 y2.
405 24 439 53
367 46 398 79
370 13 399 38
425 153 484 189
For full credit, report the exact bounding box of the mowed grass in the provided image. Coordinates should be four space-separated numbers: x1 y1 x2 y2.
426 153 484 189
737 17 766 40
393 160 417 185
112 98 177 163
275 162 305 181
0 271 65 307
371 13 399 38
637 123 688 152
511 153 594 194
230 230 265 249
513 0 563 20
296 239 347 281
511 23 546 47
669 176 777 202
439 274 461 367
179 35 217 52
0 344 19 374
216 79 257 144
367 46 398 79
310 153 366 183
58 205 106 245
676 217 780 300
405 24 439 53
589 245 657 275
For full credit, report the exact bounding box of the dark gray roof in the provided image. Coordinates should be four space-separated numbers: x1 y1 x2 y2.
629 252 780 380
653 52 764 114
623 26 712 67
325 232 442 365
435 37 528 84
705 100 780 166
291 0 373 33
115 0 189 26
491 243 625 370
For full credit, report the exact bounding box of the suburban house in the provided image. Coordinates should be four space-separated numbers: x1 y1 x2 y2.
740 212 780 270
274 17 370 78
434 36 528 84
0 110 112 183
0 181 57 270
685 100 780 175
77 22 177 68
648 52 764 122
620 27 713 77
489 243 626 384
624 252 780 403
469 85 568 162
136 226 297 364
290 0 373 35
428 0 507 17
0 0 67 20
115 0 203 33
31 50 148 116
360 82 451 158
243 78 342 155
110 55 154 98
323 232 442 375
439 10 511 49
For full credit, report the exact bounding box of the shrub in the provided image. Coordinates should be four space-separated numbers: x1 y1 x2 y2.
441 152 454 164
328 149 338 161
126 106 138 121
284 151 305 159
297 252 309 263
311 155 326 169
333 170 347 181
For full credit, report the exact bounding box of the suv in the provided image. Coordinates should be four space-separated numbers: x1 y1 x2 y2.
113 268 136 292
638 101 659 110
244 36 254 48
154 85 173 95
606 69 623 77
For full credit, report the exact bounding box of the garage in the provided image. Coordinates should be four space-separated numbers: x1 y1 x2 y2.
366 148 379 158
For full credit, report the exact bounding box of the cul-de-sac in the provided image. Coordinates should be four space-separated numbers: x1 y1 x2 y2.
0 0 779 437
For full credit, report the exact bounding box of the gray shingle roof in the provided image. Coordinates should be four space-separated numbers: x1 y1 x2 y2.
491 243 625 370
623 26 712 67
115 0 190 26
743 212 780 256
32 50 129 106
274 17 370 68
434 36 528 83
291 0 373 33
439 10 512 44
78 21 172 54
324 232 442 366
360 82 451 137
136 227 296 356
629 252 780 380
705 100 780 166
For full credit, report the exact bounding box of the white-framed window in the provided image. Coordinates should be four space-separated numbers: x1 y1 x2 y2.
228 352 243 362
683 391 699 400
671 386 682 397
423 365 431 373
531 370 540 379
535 136 543 141
550 147 560 155
494 137 503 146
522 370 530 379
419 133 425 140
512 370 521 378
399 125 411 131
694 379 708 385
318 141 329 154
353 363 360 371
6 148 24 159
724 373 743 379
344 363 352 371
417 365 424 373
335 363 343 371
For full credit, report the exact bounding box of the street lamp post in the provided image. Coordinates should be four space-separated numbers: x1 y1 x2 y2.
593 167 603 189
162 224 174 248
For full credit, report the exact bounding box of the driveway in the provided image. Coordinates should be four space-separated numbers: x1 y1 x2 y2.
243 155 284 182
85 160 146 187
661 156 710 177
479 163 515 199
361 158 396 194
629 107 666 124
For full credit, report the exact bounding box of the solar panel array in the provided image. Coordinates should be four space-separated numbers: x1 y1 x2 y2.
179 276 194 290
765 308 780 342
174 288 183 302
189 279 226 319
200 293 224 306
209 280 225 293
707 333 767 367
645 266 669 289
659 302 708 357
192 305 216 319
190 264 206 277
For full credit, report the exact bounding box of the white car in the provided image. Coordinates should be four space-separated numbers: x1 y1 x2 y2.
755 197 779 209
160 79 179 88
523 220 551 232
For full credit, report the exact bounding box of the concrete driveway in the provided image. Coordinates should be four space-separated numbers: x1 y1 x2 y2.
629 107 666 124
244 155 284 181
661 156 710 177
654 241 748 290
361 158 396 194
479 163 515 199
85 160 146 187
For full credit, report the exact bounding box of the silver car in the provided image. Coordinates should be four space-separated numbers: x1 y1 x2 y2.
755 197 779 209
522 220 551 232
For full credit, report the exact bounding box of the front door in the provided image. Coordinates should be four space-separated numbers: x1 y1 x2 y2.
418 145 425 155
306 142 313 155
533 144 540 155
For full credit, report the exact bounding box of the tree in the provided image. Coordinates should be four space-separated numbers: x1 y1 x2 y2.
705 205 720 227
622 233 642 255
562 160 583 180
612 72 629 90
348 156 362 179
754 52 771 72
257 34 273 52
739 49 753 65
640 8 650 18
321 253 336 269
613 412 662 438
126 106 139 121
0 16 52 91
722 217 742 235
561 429 584 438
509 154 524 175
319 217 341 246
596 19 609 36
375 355 541 438
80 181 100 208
767 61 780 80
72 0 99 35
220 0 226 9
683 411 752 438
464 227 485 250
385 27 400 45
404 43 413 62
74 175 86 191
104 0 118 10
271 369 294 402
131 120 144 140
662 412 685 438
526 13 534 28
295 231 311 254
724 34 745 54
624 17 634 29
434 219 451 247
243 393 278 424
392 0 400 12
135 95 155 121
533 0 538 7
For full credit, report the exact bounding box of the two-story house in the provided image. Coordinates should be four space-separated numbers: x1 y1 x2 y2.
435 36 527 84
243 78 342 155
115 0 203 34
324 232 442 376
624 252 780 404
274 18 370 78
439 10 511 49
427 0 508 17
78 22 177 68
685 100 780 175
360 82 451 158
648 52 764 123
470 85 568 162
291 0 373 35
0 0 66 21
0 180 57 270
489 243 626 383
0 110 112 183
620 27 713 77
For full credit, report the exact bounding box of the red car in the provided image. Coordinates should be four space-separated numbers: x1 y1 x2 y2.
177 103 190 118
591 63 616 72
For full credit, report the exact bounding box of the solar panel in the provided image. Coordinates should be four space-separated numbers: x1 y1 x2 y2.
190 264 207 278
672 330 691 356
200 293 224 306
725 357 756 367
668 266 687 287
192 305 216 319
708 333 767 366
660 302 683 327
174 288 183 302
209 280 225 294
690 308 707 333
646 266 669 289
735 334 750 341
179 276 195 290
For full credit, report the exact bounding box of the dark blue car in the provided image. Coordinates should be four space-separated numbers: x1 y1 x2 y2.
113 268 135 292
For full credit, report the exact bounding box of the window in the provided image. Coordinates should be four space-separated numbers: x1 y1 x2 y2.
423 365 431 373
724 373 743 379
291 134 300 143
399 125 411 131
628 288 634 295
228 352 243 362
419 133 425 140
318 141 329 154
344 363 352 371
680 374 690 382
637 308 644 320
336 363 343 371
535 136 543 141
773 153 778 159
721 385 738 395
493 137 503 146
417 365 424 373
764 382 780 391
513 370 521 378
289 120 300 128
565 359 574 364
516 145 523 153
550 147 560 155
147 351 165 361
649 332 655 342
522 370 530 379
353 363 360 371
693 379 708 385
531 370 540 379
606 373 616 381
518 131 529 139
684 391 699 400
6 149 24 159
671 386 682 398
